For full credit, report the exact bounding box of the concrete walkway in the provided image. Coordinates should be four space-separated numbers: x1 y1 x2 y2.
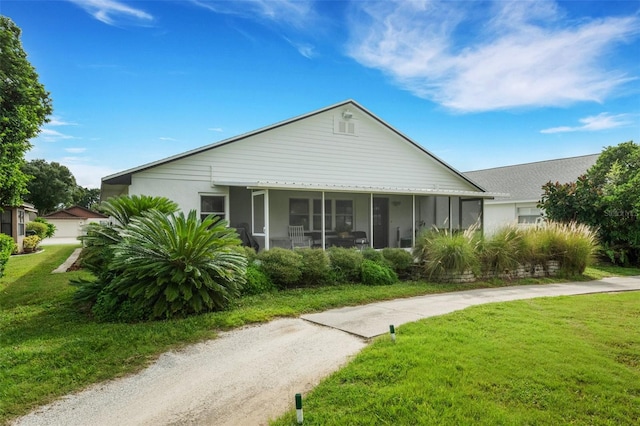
14 276 640 426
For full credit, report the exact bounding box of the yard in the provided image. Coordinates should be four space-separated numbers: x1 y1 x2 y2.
0 245 638 424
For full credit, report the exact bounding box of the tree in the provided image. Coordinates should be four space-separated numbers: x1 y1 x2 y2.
73 186 101 210
22 159 76 215
0 17 53 207
539 141 640 265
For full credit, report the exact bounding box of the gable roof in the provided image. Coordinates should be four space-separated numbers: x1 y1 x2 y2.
102 99 485 193
464 154 600 203
44 205 107 219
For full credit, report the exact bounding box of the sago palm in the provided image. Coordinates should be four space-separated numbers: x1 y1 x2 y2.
109 209 247 319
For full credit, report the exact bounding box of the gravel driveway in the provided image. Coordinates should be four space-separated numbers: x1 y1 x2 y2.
14 319 366 426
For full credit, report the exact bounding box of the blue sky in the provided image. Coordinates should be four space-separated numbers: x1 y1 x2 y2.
3 0 639 188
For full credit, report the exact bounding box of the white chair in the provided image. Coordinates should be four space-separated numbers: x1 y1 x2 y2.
288 225 311 249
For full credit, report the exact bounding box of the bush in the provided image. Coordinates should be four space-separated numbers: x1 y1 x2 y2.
26 221 48 239
382 248 415 279
22 235 41 252
480 226 525 275
92 288 149 323
34 217 56 238
242 246 258 263
362 247 385 263
109 210 247 319
547 221 598 275
0 233 16 278
299 248 332 286
413 228 480 280
361 259 398 286
242 264 276 296
258 247 303 289
328 247 363 283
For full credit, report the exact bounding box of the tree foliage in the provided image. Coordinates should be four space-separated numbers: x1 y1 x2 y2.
539 141 640 265
73 186 101 210
0 17 53 207
22 159 76 214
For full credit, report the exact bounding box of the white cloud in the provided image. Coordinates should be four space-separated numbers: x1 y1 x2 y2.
159 137 178 141
347 0 639 112
67 0 153 26
191 0 315 29
284 37 316 59
540 113 636 134
208 127 223 132
38 128 75 142
65 147 87 153
47 116 77 126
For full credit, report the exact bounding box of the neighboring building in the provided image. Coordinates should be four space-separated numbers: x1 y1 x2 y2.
43 205 109 239
1 203 38 253
101 100 498 250
465 154 600 234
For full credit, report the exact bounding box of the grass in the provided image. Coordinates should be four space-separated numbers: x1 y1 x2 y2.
0 246 638 424
272 292 640 425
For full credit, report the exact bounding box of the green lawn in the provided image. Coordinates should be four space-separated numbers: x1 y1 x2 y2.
0 246 638 424
272 292 640 425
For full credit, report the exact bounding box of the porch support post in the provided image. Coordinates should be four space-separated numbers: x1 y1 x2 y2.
448 196 453 233
264 189 270 250
412 195 416 247
321 191 326 250
369 193 374 248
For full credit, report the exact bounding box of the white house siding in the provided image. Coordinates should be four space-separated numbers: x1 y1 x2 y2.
482 202 539 235
128 108 477 195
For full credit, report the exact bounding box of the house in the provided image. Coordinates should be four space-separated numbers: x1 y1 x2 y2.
464 154 600 234
43 205 109 239
1 203 38 253
101 100 497 250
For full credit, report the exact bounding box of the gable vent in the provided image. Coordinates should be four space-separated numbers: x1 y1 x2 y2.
334 113 357 136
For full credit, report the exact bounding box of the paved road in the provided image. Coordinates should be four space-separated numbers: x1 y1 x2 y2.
14 276 640 426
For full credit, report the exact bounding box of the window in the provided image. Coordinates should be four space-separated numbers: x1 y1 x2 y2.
313 199 332 231
289 198 309 229
201 195 225 221
17 209 25 236
1 210 12 236
289 198 354 231
335 200 353 230
518 207 542 224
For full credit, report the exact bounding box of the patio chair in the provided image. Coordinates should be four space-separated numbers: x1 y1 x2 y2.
288 225 311 249
352 231 369 251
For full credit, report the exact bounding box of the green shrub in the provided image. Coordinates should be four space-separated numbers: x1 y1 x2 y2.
480 226 525 275
299 248 332 286
548 221 599 275
242 246 258 263
381 248 415 279
26 221 48 239
0 233 16 278
242 264 276 296
258 247 303 288
328 247 363 283
413 228 480 280
92 288 149 323
34 217 56 238
109 210 247 319
23 235 41 251
361 259 398 286
362 247 384 263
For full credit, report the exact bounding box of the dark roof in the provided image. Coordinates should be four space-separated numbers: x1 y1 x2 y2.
464 154 600 202
102 99 485 193
44 205 107 219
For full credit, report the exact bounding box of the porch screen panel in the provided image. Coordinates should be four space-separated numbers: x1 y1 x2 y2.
253 193 265 234
435 196 449 229
289 199 309 229
335 200 353 230
313 199 332 231
461 199 482 229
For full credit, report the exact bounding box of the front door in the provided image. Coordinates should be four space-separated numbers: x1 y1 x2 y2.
373 197 389 248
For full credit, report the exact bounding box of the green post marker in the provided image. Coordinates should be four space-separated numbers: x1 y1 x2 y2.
390 324 396 342
295 393 303 424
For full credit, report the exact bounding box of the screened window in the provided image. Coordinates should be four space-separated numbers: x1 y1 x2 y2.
1 210 12 236
289 198 309 229
201 195 225 221
313 199 332 231
335 200 353 230
17 210 25 236
518 207 542 224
